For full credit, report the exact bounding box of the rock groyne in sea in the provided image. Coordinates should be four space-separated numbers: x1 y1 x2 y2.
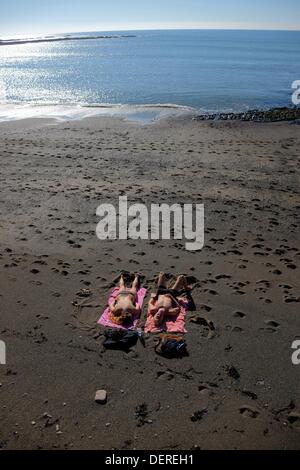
194 106 300 123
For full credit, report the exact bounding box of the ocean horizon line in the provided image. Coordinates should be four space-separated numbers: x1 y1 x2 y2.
1 26 300 41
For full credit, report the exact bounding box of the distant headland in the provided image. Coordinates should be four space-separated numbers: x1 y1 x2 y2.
0 34 136 46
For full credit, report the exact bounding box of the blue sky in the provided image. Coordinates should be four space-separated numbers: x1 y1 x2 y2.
1 0 300 36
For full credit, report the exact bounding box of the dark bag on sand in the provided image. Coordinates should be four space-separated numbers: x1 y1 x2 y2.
103 329 139 351
155 334 188 358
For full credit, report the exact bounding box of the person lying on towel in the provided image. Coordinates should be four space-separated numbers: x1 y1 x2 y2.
148 272 189 327
109 274 141 326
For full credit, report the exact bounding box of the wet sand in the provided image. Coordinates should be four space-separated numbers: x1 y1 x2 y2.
0 115 299 449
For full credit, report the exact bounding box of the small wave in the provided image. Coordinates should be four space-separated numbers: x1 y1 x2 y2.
0 101 195 124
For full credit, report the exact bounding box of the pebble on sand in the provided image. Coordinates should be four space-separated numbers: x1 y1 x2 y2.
95 390 107 404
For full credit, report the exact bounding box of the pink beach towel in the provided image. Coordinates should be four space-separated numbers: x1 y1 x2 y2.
98 286 147 330
144 298 189 334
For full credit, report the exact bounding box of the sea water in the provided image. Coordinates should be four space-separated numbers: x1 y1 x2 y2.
0 29 299 122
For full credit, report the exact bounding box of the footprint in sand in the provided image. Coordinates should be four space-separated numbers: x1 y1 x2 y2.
264 320 280 328
231 326 244 333
190 409 207 422
200 304 212 312
225 365 240 380
286 264 297 270
215 274 232 280
285 297 300 303
240 406 260 419
241 390 258 400
156 371 175 381
287 413 300 430
233 311 246 318
30 269 40 275
259 320 280 333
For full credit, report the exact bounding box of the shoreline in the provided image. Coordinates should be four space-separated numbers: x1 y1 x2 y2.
0 103 299 125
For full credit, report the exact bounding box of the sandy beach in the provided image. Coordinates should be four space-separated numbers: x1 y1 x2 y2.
0 115 299 450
